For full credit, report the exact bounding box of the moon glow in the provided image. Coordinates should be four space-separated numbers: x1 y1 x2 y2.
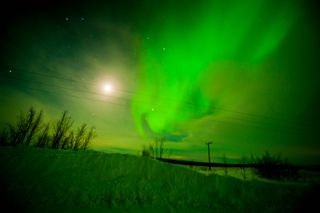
103 83 113 93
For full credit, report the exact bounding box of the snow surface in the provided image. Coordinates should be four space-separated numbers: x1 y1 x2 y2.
0 146 318 212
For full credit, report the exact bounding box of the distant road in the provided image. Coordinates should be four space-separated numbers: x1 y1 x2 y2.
157 157 320 172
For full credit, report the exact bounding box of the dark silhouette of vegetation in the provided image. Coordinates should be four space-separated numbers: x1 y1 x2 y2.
222 154 228 176
61 131 73 150
252 151 299 181
6 107 43 147
51 111 73 149
25 110 43 146
142 144 153 158
36 123 51 148
154 136 165 159
239 156 248 181
0 107 96 151
142 136 166 159
81 127 96 150
74 124 87 150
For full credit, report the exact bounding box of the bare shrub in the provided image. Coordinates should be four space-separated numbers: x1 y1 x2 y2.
51 111 73 149
61 131 74 150
142 136 166 159
156 136 165 159
36 123 51 148
81 127 96 150
73 124 87 150
6 107 43 146
25 110 43 146
68 131 74 149
252 151 299 181
142 144 154 158
1 108 96 151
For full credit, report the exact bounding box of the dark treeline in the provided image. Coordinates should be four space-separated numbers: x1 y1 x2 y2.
0 107 96 150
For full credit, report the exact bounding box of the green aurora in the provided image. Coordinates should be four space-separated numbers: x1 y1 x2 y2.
132 0 299 135
0 0 319 164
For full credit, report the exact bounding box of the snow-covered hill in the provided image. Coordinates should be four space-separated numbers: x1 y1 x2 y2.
0 146 317 212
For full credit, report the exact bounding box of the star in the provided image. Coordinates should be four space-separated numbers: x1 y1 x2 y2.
65 17 69 21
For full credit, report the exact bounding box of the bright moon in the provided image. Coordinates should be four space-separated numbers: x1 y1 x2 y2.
103 83 113 93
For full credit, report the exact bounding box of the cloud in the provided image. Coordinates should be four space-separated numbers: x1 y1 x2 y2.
164 133 188 143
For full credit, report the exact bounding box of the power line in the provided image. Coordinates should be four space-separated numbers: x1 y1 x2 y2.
0 73 197 115
1 68 194 107
0 68 295 119
0 70 314 135
0 72 313 135
0 70 290 119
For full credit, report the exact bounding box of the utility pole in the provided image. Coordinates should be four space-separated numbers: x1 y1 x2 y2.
205 142 212 170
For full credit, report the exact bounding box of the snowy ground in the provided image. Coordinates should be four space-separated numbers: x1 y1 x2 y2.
0 146 319 212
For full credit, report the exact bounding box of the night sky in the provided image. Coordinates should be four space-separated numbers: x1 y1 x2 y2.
1 0 319 164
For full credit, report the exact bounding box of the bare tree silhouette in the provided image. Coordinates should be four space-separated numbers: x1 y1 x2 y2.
81 127 96 150
61 131 74 150
51 111 73 149
74 124 87 150
142 136 166 159
25 110 43 146
6 107 43 146
36 123 50 148
157 136 165 159
1 107 97 151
